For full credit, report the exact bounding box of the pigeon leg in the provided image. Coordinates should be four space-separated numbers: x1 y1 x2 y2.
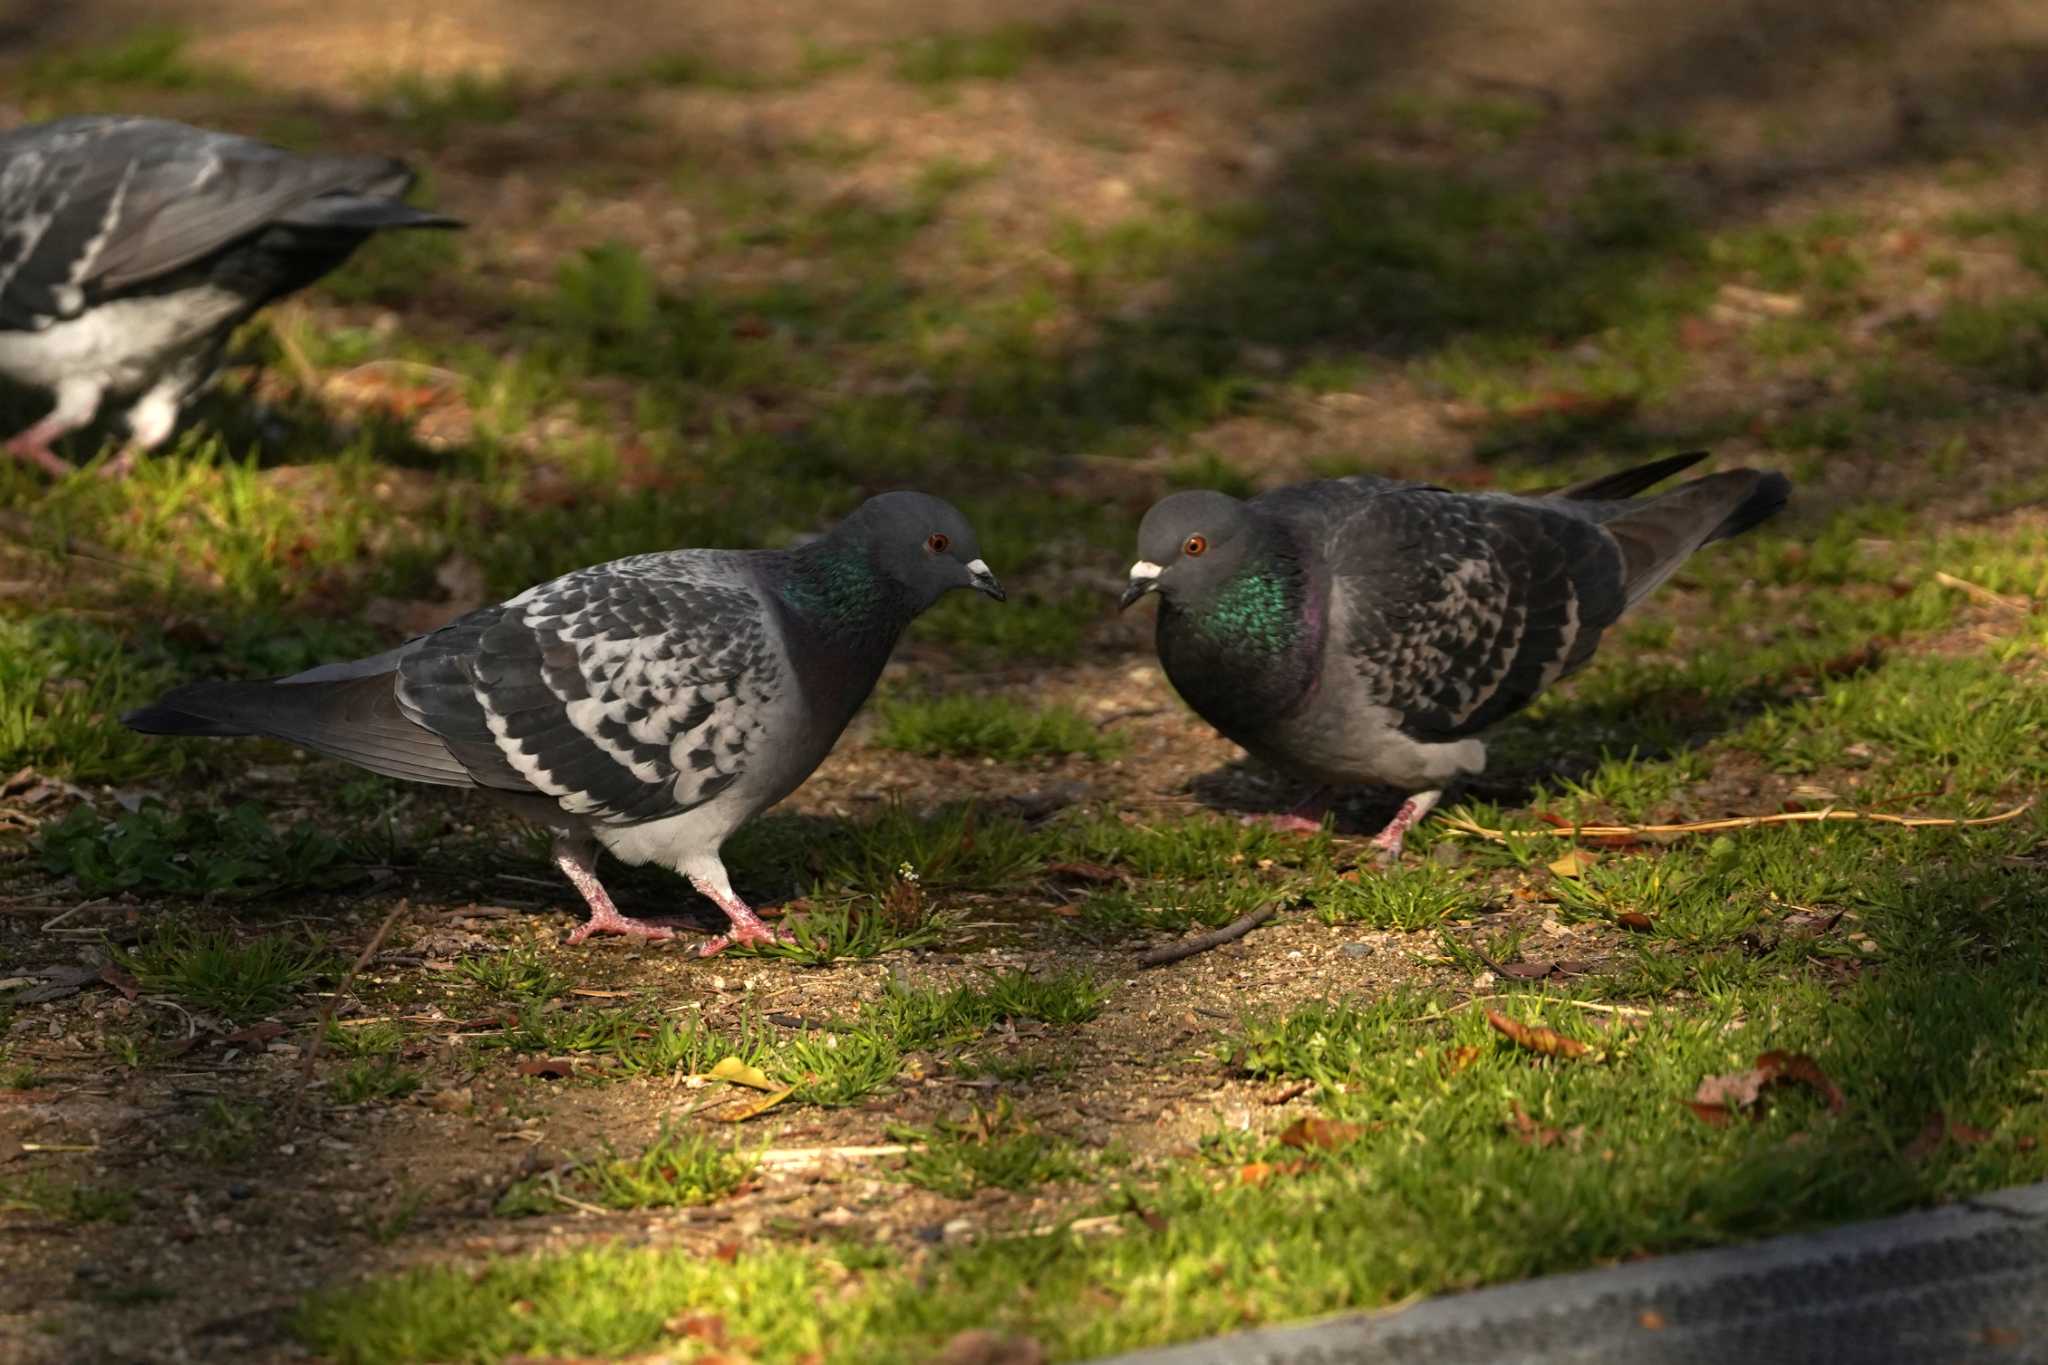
684 856 794 957
555 836 676 944
1242 787 1332 835
99 375 187 479
4 379 102 477
1369 790 1443 865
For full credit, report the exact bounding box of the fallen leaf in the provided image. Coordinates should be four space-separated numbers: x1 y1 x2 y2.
935 1329 1046 1365
421 1086 472 1113
1044 861 1126 885
1508 1105 1564 1148
711 1240 742 1262
1906 1111 1996 1160
1977 1327 2022 1347
708 1084 795 1123
1487 1010 1591 1059
220 1022 286 1046
1693 1066 1770 1112
515 1058 578 1080
1533 811 1574 829
1547 850 1593 879
1497 959 1558 979
1444 1045 1481 1074
1615 911 1655 932
1638 1308 1668 1331
707 1056 782 1092
97 964 140 1001
1262 1080 1313 1105
665 1313 727 1346
1278 1116 1367 1150
1780 908 1844 938
1755 1051 1845 1114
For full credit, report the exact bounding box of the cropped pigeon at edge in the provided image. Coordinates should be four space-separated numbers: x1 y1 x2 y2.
1123 453 1790 860
0 115 460 478
124 492 1004 953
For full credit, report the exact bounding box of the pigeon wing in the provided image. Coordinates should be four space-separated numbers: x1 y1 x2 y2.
396 555 785 825
1326 490 1628 741
0 116 416 326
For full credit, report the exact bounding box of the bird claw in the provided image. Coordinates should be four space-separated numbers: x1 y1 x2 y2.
565 909 678 945
1240 811 1325 835
5 438 76 478
697 920 797 957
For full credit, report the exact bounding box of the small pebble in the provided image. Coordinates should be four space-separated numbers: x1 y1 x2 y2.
1341 942 1373 958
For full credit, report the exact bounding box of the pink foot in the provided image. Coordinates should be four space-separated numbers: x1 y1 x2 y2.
565 903 677 945
96 445 144 480
1243 811 1326 834
1368 791 1443 866
686 873 796 956
5 435 75 478
1241 788 1332 835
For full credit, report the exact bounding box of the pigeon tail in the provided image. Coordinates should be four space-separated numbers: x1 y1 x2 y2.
1601 469 1790 610
273 196 462 232
1549 451 1709 502
122 674 477 787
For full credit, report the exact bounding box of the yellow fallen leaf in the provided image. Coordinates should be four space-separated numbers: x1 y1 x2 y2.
708 1055 781 1092
710 1083 794 1123
1547 850 1595 879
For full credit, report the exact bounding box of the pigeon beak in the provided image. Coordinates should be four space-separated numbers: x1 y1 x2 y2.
1119 561 1162 610
966 559 1006 602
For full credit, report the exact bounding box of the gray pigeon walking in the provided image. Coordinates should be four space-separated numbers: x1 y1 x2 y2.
124 492 1005 952
1120 453 1790 859
0 115 459 477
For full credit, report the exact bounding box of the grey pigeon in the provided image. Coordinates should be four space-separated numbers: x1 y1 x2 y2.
124 492 1005 952
0 115 459 477
1120 453 1790 858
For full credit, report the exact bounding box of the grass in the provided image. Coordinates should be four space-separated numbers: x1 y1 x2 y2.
871 693 1121 762
498 1127 756 1217
894 1101 1085 1197
0 1175 136 1225
892 13 1129 88
38 802 346 899
118 926 333 1022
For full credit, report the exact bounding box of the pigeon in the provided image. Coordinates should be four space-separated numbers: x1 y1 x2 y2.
123 492 1006 952
1119 452 1791 859
0 115 459 478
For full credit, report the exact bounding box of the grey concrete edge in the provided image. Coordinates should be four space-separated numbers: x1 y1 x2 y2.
1088 1180 2048 1364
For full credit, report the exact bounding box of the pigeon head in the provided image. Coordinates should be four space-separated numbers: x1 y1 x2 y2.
1120 490 1254 610
834 490 1004 613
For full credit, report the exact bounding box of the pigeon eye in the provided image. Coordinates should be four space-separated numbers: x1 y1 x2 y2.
926 532 951 555
1183 534 1208 557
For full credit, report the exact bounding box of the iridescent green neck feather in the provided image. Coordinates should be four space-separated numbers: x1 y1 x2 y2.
780 541 899 633
1188 564 1304 656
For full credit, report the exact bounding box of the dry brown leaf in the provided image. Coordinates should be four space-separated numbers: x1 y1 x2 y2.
1277 1116 1367 1150
1755 1051 1845 1114
96 964 140 1001
219 1022 287 1046
708 1084 795 1123
514 1058 577 1079
1615 911 1655 932
1508 1105 1564 1148
1638 1308 1669 1331
1905 1111 1996 1160
1487 1009 1592 1059
1444 1045 1481 1074
935 1329 1046 1365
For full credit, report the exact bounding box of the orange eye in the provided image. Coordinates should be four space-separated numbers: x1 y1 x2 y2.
926 532 951 554
1183 534 1208 557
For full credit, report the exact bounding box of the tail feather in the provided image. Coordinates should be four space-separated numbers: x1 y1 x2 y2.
1548 451 1709 502
1600 469 1790 609
123 674 477 788
274 196 462 232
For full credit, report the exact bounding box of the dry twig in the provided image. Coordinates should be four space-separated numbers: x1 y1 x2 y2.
289 898 412 1127
1442 800 2032 844
1137 903 1280 968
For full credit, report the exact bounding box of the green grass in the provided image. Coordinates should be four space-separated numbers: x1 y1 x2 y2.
498 1126 756 1217
118 926 333 1022
20 28 243 99
892 13 1129 87
38 802 346 899
872 693 1120 762
331 1058 425 1105
894 1101 1085 1197
0 1175 135 1225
